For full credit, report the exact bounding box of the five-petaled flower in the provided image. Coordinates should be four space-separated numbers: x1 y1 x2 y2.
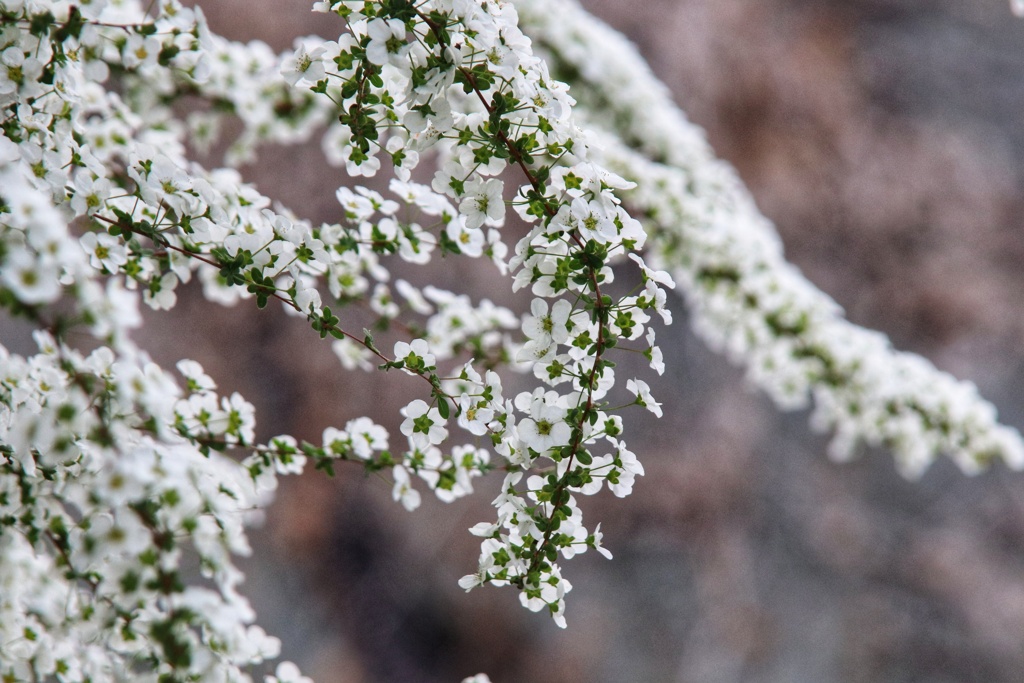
515 388 571 455
400 399 448 450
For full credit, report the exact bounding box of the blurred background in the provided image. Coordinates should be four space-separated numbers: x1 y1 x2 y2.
17 0 1024 680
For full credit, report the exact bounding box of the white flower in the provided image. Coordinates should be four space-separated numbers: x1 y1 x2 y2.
346 151 381 177
431 158 467 198
333 337 373 371
395 279 433 315
483 42 518 78
450 444 489 495
122 34 161 69
0 46 25 95
84 279 142 335
458 177 505 229
177 359 216 394
642 279 672 324
224 393 257 445
394 338 435 374
392 465 421 511
403 98 454 135
515 388 570 454
143 272 178 310
336 185 376 221
397 222 434 264
519 567 572 629
389 179 453 217
322 426 352 457
294 281 323 315
80 231 128 273
591 523 613 560
446 216 485 257
1 247 61 304
608 439 645 498
365 18 409 67
626 378 662 418
281 43 326 86
515 338 557 366
266 660 313 683
645 328 664 375
522 298 573 346
458 572 485 592
458 394 495 436
1 45 43 95
370 283 399 319
400 399 448 449
346 416 389 458
70 174 114 216
570 196 616 243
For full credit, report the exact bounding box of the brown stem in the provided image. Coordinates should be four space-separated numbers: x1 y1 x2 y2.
90 212 454 400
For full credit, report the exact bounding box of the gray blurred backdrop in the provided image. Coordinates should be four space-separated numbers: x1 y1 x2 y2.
25 0 1024 681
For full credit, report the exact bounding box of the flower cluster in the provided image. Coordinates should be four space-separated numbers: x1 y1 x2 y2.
0 333 285 682
514 0 1024 478
298 0 672 627
0 0 673 677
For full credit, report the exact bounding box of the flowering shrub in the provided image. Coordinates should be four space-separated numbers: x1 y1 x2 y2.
0 0 1021 681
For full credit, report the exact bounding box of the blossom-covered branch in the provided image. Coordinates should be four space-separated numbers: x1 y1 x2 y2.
2 0 1020 681
0 0 671 679
514 0 1024 477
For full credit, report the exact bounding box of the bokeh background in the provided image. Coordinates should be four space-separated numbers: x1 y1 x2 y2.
12 0 1024 681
